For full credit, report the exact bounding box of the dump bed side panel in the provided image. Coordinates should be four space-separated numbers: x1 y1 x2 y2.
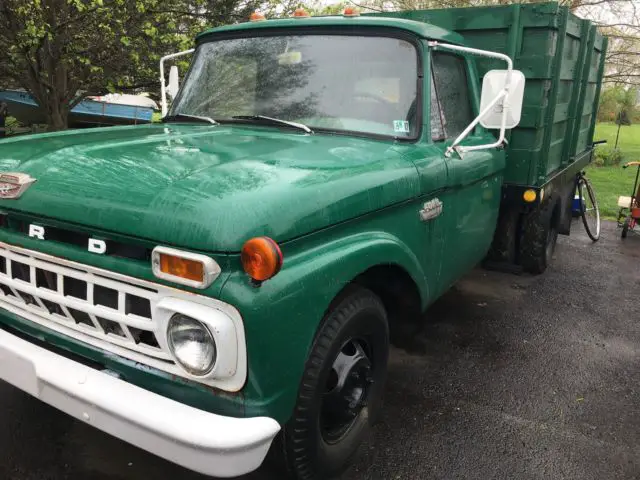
375 3 606 187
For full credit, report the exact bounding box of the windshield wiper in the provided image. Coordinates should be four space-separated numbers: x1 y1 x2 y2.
163 113 218 125
231 115 312 134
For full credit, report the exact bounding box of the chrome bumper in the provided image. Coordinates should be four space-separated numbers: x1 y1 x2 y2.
0 328 280 477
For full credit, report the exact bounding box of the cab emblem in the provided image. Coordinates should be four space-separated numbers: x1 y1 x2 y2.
419 198 443 222
0 172 36 199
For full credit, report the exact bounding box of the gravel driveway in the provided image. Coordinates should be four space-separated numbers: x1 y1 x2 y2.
1 221 639 480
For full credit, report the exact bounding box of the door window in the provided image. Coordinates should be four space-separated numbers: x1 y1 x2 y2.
431 52 473 140
430 75 446 141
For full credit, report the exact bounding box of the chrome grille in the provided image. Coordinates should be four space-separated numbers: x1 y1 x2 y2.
0 241 247 391
0 244 171 361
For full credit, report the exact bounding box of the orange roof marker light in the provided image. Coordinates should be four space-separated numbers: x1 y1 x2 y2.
250 11 266 22
292 8 310 18
343 7 360 16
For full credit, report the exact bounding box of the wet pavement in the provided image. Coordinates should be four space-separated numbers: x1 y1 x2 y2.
1 220 639 480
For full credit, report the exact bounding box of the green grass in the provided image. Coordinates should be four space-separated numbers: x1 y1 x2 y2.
585 123 640 220
591 122 640 158
584 165 638 220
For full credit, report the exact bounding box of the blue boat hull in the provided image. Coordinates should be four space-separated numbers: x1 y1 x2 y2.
0 90 154 127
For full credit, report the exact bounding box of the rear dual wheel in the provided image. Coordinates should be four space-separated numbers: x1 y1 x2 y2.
273 286 389 480
520 198 559 274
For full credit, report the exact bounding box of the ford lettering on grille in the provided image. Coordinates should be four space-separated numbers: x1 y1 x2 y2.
28 224 108 254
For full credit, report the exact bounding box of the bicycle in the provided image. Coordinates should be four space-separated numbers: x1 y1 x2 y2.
576 170 600 242
617 161 640 239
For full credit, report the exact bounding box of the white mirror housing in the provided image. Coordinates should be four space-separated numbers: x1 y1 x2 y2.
479 69 526 129
167 66 180 100
428 41 525 157
160 49 194 117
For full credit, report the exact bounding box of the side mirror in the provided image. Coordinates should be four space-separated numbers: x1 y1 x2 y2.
479 69 526 129
167 66 180 100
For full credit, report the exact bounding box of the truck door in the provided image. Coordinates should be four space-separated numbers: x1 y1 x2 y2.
430 51 505 288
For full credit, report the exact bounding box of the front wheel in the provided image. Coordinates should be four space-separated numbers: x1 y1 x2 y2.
578 176 601 241
273 286 389 480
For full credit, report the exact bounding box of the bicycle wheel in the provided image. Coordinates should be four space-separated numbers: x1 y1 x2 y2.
578 176 600 241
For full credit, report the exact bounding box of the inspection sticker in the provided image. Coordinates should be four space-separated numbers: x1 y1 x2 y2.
393 120 410 133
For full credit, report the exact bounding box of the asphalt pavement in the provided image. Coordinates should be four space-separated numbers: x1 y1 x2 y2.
1 220 639 480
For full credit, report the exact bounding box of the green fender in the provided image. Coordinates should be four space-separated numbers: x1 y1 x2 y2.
219 230 428 423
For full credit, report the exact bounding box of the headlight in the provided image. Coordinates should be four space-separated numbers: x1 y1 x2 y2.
167 314 217 376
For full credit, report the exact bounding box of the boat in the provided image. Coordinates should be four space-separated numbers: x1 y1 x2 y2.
87 93 158 110
0 90 155 128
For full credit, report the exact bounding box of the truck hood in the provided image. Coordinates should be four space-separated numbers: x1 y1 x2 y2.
0 124 420 252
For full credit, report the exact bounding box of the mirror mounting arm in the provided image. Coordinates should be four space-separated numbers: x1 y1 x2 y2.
160 49 195 117
428 41 514 156
444 89 507 158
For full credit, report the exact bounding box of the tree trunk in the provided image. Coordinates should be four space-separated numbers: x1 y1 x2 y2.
45 99 69 131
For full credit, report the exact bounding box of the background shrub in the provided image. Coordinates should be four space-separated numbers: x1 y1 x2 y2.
594 146 625 167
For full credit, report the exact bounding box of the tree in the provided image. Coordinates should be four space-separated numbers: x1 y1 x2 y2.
347 0 640 87
612 87 636 148
597 85 620 122
0 0 258 130
306 1 348 15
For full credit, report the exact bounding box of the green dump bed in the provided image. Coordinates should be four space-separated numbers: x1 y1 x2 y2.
379 2 607 188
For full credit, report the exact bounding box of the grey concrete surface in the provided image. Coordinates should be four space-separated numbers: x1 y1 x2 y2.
1 220 639 480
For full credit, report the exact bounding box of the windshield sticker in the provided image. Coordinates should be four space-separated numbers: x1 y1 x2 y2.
277 51 302 66
393 120 410 134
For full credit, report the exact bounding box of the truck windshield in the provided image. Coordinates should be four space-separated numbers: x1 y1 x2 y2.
170 34 419 138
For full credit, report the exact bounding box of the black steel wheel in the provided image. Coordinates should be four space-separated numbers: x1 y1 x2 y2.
320 337 375 444
272 286 389 480
578 176 601 241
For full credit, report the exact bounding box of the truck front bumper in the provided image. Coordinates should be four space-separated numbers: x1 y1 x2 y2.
0 328 281 478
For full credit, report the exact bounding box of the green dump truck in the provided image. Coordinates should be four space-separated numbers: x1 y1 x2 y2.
0 3 606 479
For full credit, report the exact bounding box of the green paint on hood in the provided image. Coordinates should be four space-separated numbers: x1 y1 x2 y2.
0 124 420 252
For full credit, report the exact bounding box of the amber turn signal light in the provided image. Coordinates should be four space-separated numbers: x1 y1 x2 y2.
249 11 266 21
241 237 283 282
159 254 204 282
343 7 359 16
523 189 537 203
151 246 221 289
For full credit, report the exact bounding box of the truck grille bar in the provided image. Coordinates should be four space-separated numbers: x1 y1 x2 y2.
0 244 171 361
0 241 247 391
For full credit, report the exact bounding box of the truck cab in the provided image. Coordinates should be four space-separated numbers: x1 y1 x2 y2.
0 4 604 479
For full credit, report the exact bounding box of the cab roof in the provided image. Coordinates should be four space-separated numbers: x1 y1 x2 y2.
196 15 464 44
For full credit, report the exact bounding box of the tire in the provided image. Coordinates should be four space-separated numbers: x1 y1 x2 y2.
519 198 558 274
273 286 389 480
622 217 630 239
578 176 601 241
